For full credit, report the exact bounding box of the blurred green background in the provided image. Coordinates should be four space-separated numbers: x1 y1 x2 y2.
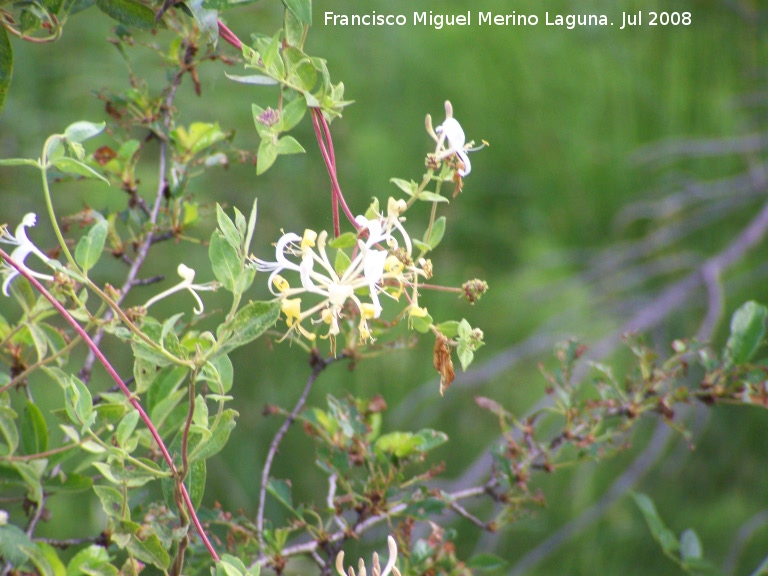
2 0 768 574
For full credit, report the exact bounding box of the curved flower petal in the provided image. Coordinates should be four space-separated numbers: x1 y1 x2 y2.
436 117 472 176
1 213 54 296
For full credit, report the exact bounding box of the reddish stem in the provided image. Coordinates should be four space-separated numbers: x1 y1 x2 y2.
310 109 359 235
0 250 220 563
217 20 242 50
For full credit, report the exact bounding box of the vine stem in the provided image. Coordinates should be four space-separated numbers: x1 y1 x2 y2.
310 108 359 236
256 351 341 550
217 20 242 50
0 249 220 563
253 483 493 567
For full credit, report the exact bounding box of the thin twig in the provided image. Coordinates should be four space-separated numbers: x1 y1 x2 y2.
256 351 341 549
253 484 489 567
506 420 674 576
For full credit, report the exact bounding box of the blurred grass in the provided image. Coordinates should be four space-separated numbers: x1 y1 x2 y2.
2 0 768 573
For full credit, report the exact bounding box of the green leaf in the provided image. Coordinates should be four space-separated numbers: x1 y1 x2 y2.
118 520 170 569
214 556 260 576
224 72 278 85
39 323 69 365
34 542 64 576
0 524 34 567
209 230 241 292
64 121 105 143
115 409 140 448
43 472 93 495
215 300 281 356
216 204 242 250
172 122 228 156
10 461 44 503
188 408 237 462
260 32 284 77
66 544 117 576
21 401 48 455
74 219 109 272
283 4 304 46
283 46 316 91
436 320 460 338
0 26 13 116
64 375 95 432
133 358 156 394
256 138 278 175
43 0 64 14
424 216 446 250
413 428 448 452
726 300 767 365
0 158 39 167
334 249 351 277
457 342 474 371
0 404 19 455
416 191 449 203
200 354 234 394
26 323 49 362
410 311 433 334
51 157 109 183
281 0 310 25
95 0 158 30
215 559 244 576
266 478 294 512
390 178 417 197
93 485 125 519
631 492 679 555
276 135 305 155
279 97 307 132
375 432 420 458
327 232 357 249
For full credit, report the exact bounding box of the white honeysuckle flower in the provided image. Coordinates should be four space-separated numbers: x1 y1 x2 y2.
335 535 401 576
431 102 486 178
252 201 430 345
143 263 219 315
436 117 472 176
0 213 55 296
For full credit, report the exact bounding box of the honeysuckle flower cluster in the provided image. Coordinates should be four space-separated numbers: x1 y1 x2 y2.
335 535 401 576
427 101 486 179
143 263 219 315
0 213 55 296
252 197 432 348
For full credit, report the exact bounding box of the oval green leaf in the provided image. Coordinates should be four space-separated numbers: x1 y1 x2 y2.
95 0 158 30
726 300 767 365
74 219 109 272
21 401 48 455
64 121 105 143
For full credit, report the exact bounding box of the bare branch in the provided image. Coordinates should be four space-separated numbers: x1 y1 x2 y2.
257 351 342 549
